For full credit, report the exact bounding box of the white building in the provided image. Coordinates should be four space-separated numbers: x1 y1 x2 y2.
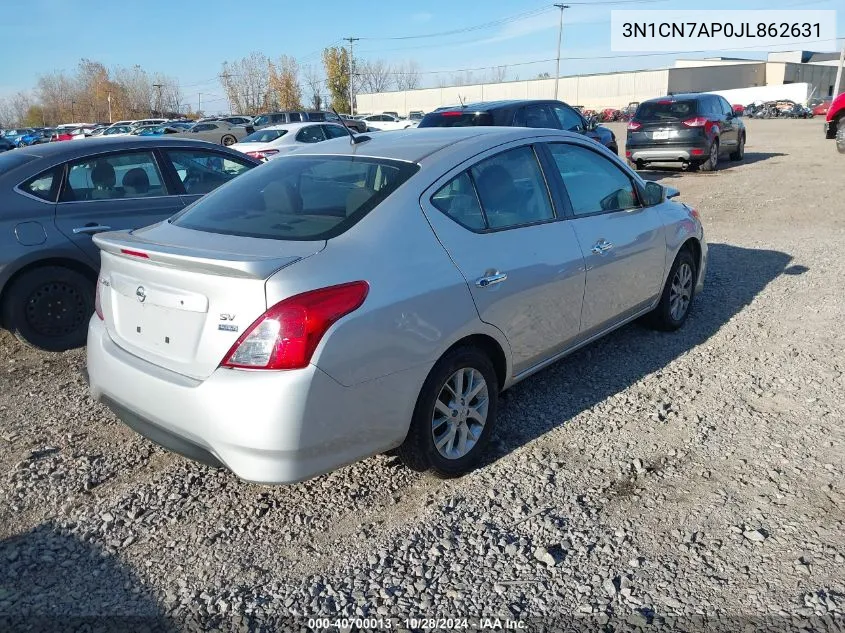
356 51 840 116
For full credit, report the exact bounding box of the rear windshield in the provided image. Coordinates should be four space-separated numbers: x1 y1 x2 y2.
241 129 287 143
418 111 494 127
635 100 699 121
0 152 38 176
171 155 420 241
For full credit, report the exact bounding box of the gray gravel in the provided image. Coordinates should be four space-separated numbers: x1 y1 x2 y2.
1 119 844 631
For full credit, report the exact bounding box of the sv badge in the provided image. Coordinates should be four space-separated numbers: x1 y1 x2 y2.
219 313 236 321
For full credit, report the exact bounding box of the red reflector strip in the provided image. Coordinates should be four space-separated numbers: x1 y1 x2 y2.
658 99 673 104
690 149 704 156
120 249 149 259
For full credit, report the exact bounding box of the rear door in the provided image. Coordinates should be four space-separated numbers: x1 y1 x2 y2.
420 143 586 374
543 142 665 336
161 148 256 206
716 96 738 150
53 149 184 264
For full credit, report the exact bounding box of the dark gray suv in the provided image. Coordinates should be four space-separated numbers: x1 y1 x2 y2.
0 137 259 351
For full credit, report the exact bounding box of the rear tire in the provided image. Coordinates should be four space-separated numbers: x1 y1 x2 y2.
698 139 719 171
1 266 94 351
398 346 499 478
221 134 236 146
647 248 697 331
730 133 745 161
836 125 845 154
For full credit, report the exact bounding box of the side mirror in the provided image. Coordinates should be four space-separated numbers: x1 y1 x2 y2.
585 116 598 131
644 181 664 206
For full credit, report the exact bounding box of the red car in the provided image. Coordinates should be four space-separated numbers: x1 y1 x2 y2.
825 93 845 153
51 129 75 141
732 104 745 115
812 97 833 117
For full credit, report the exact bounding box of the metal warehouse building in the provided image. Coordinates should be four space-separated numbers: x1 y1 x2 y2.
356 51 839 115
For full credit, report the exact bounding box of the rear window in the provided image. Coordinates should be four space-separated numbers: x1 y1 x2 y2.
418 111 494 128
241 129 288 143
635 100 699 121
0 152 38 176
171 155 419 241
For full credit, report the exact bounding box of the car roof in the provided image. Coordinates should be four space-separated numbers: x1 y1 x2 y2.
291 127 581 163
641 93 710 104
260 122 330 131
12 136 240 161
432 99 564 113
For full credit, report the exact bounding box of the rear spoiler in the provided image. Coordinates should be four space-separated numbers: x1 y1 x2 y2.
93 231 315 280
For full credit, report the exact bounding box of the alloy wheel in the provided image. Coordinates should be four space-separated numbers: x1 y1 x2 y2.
431 367 489 460
669 262 693 321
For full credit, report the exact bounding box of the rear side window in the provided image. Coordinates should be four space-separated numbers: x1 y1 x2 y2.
171 155 419 241
166 150 255 195
431 146 554 231
20 168 60 202
635 100 699 121
515 105 559 129
418 111 494 127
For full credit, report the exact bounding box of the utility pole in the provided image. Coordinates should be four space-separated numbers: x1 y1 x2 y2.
221 72 233 113
834 39 845 98
107 91 112 123
554 4 569 100
198 93 202 115
71 100 75 122
152 83 163 117
344 37 359 115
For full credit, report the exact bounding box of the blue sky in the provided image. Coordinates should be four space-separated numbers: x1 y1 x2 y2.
1 0 841 109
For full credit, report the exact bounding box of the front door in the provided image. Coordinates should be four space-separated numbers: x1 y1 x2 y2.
544 142 666 336
420 144 586 374
53 149 184 264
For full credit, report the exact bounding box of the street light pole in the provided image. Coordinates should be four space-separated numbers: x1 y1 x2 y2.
834 39 845 98
554 4 569 100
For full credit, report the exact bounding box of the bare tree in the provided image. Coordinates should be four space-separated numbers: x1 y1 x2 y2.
220 52 270 115
488 65 508 83
358 59 393 94
11 92 33 124
302 64 323 110
0 97 15 126
394 60 421 91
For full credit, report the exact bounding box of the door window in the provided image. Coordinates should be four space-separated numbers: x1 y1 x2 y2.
60 151 166 201
551 105 584 132
516 105 559 129
165 150 255 195
547 143 640 216
288 113 302 122
296 126 326 143
323 124 349 139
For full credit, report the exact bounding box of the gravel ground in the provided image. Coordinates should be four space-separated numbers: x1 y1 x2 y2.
1 119 844 632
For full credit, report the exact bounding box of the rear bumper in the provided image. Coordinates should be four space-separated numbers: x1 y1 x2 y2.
627 142 709 163
87 317 429 484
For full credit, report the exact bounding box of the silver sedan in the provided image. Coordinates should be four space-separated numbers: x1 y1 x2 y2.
87 127 707 484
178 121 249 146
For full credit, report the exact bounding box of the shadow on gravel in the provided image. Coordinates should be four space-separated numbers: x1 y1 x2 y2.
485 242 794 464
637 152 787 181
0 522 173 633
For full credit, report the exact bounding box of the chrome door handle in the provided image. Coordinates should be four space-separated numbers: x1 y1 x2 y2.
475 272 508 288
72 225 112 235
591 239 614 255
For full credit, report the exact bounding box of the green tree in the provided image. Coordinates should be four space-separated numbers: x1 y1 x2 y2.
322 46 350 113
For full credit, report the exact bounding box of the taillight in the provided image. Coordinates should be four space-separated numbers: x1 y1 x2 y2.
95 280 104 320
440 111 463 117
682 116 709 128
246 149 279 160
221 281 369 370
627 121 642 131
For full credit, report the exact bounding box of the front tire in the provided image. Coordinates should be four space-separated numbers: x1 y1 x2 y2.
730 133 745 161
647 248 697 331
1 266 94 351
836 125 845 154
221 134 236 146
398 347 499 478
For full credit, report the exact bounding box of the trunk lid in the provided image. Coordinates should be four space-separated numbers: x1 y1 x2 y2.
95 222 325 379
